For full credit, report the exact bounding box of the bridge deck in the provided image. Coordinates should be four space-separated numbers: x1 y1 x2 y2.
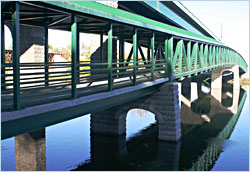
1 73 154 111
1 1 248 112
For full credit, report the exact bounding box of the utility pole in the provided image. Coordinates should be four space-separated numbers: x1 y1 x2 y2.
221 22 223 41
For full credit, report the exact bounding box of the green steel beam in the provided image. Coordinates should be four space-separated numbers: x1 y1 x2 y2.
147 41 150 63
1 18 5 90
44 25 49 87
119 38 124 69
100 33 103 64
178 40 183 74
151 32 155 81
99 33 104 76
167 37 173 80
71 15 77 99
199 44 203 68
108 23 113 91
20 1 246 72
2 81 159 139
77 30 80 83
133 28 137 85
12 2 21 110
164 38 168 78
186 42 191 71
47 1 222 45
138 42 147 64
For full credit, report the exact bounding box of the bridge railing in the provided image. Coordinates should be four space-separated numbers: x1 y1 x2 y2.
1 35 247 111
1 1 248 111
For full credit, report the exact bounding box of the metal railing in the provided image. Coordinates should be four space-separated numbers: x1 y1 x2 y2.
1 2 248 112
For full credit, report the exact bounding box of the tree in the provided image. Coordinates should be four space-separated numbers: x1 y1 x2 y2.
48 44 53 51
7 44 12 50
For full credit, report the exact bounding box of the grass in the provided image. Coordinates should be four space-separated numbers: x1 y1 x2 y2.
227 78 249 85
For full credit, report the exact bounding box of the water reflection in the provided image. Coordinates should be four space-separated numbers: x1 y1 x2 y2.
15 129 46 171
1 79 248 171
74 125 181 171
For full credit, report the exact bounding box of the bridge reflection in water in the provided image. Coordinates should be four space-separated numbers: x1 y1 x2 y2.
8 80 248 171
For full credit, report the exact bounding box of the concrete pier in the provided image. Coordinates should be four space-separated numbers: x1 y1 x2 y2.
211 66 240 103
15 129 46 171
91 82 181 142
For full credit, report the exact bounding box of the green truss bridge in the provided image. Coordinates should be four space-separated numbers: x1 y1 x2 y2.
1 1 248 140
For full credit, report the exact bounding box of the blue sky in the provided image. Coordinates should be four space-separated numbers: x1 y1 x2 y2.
4 1 249 64
182 1 249 64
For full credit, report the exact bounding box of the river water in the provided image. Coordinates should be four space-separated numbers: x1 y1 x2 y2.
1 82 249 171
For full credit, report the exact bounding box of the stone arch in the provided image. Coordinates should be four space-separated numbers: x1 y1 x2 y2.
5 23 12 36
114 103 165 125
91 82 181 142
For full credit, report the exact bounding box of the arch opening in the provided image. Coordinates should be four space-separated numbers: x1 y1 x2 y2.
4 25 12 63
126 108 156 140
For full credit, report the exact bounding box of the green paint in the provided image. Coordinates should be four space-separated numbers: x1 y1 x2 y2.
178 40 183 74
199 44 203 68
45 25 49 87
133 29 137 85
108 24 113 91
164 39 168 78
1 19 5 90
41 1 247 72
151 32 155 81
12 2 20 110
45 1 223 45
186 42 191 71
71 15 77 99
167 37 173 80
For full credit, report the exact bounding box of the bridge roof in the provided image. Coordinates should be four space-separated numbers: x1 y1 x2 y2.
118 1 220 40
44 1 223 46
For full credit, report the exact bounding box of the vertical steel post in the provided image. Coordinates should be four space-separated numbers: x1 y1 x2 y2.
119 38 124 72
199 44 203 68
100 33 103 65
133 28 137 85
12 2 20 110
164 38 168 78
147 41 150 64
151 32 155 81
187 41 191 71
178 40 183 74
44 25 49 87
167 37 173 80
1 18 5 90
71 15 77 99
108 24 113 91
77 30 80 83
194 43 198 71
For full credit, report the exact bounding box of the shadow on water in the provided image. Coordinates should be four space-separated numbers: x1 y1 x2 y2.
1 79 248 171
72 87 247 171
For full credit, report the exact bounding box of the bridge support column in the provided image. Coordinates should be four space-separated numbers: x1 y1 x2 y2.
91 109 126 135
90 133 127 170
15 129 46 171
91 82 181 142
211 66 240 104
149 82 181 141
211 68 223 103
181 78 191 101
157 141 181 170
229 65 240 113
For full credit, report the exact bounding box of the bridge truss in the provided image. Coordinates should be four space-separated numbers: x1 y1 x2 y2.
1 1 248 111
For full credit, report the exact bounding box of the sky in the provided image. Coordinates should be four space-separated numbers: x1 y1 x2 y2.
181 1 249 65
4 1 249 65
